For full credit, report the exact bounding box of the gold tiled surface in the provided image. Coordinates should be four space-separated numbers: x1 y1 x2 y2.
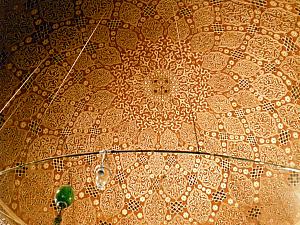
0 0 299 224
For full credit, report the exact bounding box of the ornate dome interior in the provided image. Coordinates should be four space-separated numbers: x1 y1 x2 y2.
0 0 300 224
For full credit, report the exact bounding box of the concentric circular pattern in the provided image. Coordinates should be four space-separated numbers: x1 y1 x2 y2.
0 0 299 224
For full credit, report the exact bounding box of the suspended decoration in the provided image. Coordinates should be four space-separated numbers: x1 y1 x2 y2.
53 185 75 225
95 151 111 190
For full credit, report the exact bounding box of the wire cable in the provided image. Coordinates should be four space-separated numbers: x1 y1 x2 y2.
35 18 103 138
0 149 299 176
0 59 45 114
0 207 25 225
0 58 47 133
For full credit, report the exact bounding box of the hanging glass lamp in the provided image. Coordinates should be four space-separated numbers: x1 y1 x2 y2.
53 185 74 225
54 185 75 209
95 165 111 190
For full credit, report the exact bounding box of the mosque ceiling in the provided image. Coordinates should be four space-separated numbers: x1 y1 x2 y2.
0 0 300 224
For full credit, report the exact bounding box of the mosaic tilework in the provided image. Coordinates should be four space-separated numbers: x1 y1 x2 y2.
0 0 299 224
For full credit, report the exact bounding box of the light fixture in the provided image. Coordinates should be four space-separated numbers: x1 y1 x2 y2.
95 151 111 190
53 185 75 225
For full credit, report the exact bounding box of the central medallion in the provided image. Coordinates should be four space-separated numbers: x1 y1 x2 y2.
108 38 212 131
145 69 175 103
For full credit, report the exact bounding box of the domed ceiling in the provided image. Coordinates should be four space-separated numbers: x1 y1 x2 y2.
0 0 300 224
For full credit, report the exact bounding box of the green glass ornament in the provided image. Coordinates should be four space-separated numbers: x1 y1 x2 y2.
54 185 74 209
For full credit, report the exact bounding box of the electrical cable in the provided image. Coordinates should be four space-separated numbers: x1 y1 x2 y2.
0 15 106 171
0 149 299 176
35 18 104 139
0 58 47 133
0 59 45 114
0 207 25 225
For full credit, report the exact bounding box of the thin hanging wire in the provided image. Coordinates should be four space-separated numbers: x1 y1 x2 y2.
172 4 200 152
170 4 294 175
0 149 299 176
0 208 25 225
1 16 105 173
0 59 45 114
69 170 74 225
0 59 47 132
101 150 106 166
0 19 101 134
35 18 103 138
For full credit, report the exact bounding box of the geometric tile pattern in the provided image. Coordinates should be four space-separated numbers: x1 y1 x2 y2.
0 0 299 224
